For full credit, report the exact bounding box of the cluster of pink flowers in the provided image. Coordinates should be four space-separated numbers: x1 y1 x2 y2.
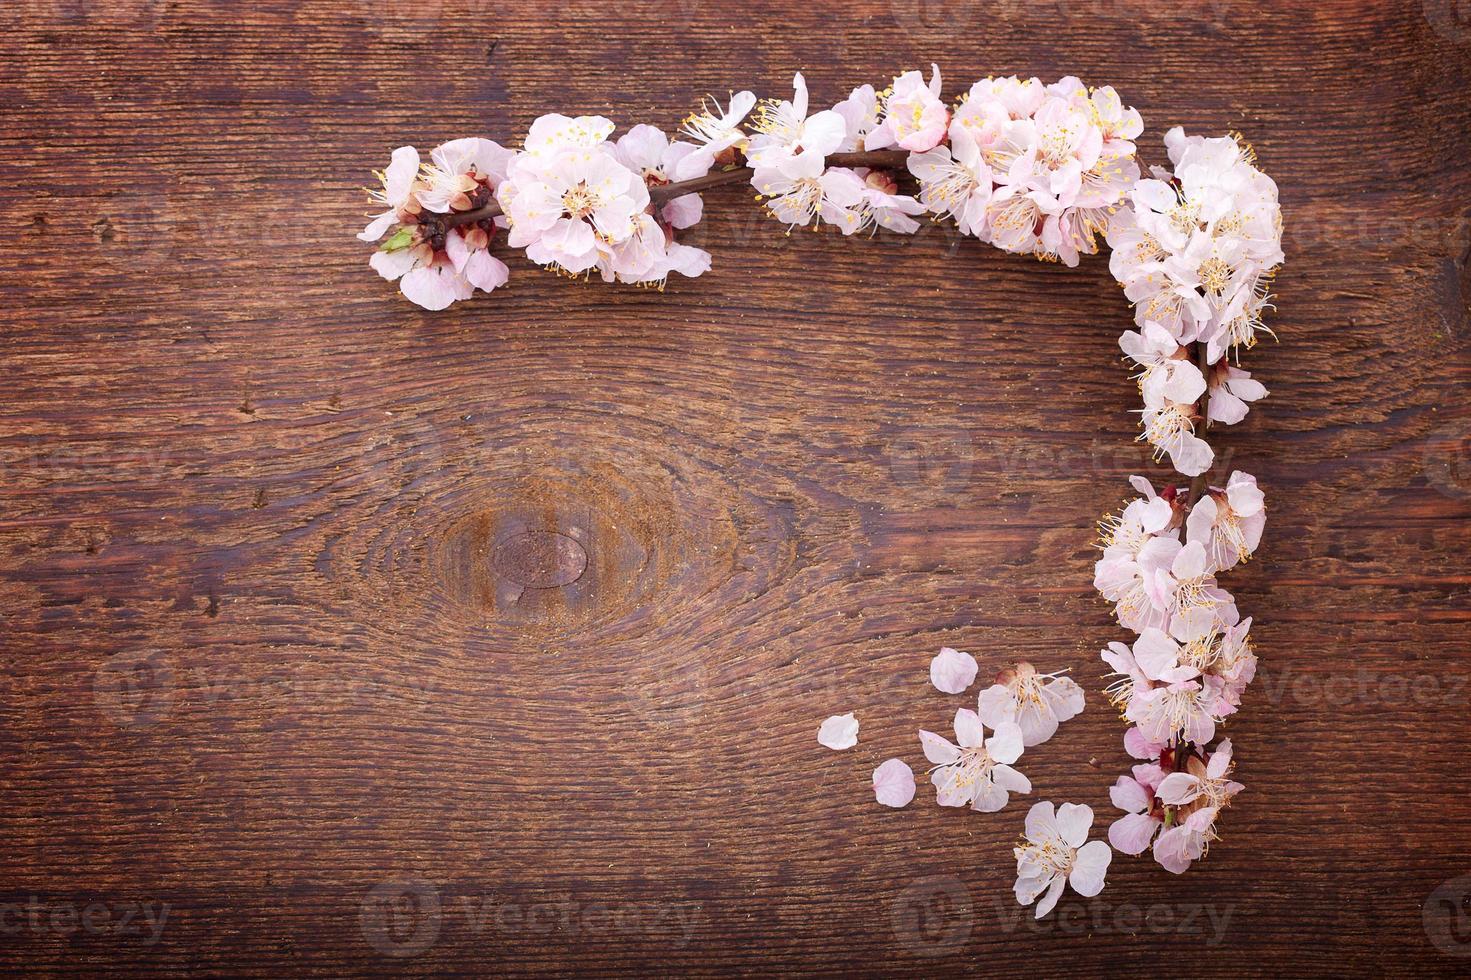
358 139 515 310
360 118 720 309
909 74 1142 265
738 68 1143 265
1094 471 1265 873
1091 128 1279 875
358 69 1150 308
745 71 932 235
1108 129 1283 475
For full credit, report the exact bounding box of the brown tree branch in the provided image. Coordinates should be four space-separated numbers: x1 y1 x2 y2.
432 149 912 230
1185 341 1214 507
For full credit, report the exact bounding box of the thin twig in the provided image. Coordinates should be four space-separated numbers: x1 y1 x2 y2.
434 149 912 230
1185 341 1213 507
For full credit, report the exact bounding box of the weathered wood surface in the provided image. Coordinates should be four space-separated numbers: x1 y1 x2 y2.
2 0 1469 975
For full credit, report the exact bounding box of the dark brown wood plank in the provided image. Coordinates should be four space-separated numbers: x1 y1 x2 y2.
1 0 1469 974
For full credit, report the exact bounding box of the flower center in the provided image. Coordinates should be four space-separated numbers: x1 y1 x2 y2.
1098 512 1149 556
1140 404 1195 456
927 160 978 207
778 177 825 224
753 100 801 143
1198 255 1232 296
944 747 996 792
1019 838 1074 877
562 183 602 220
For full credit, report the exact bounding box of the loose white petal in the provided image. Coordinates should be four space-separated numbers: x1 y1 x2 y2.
817 713 859 750
929 647 978 694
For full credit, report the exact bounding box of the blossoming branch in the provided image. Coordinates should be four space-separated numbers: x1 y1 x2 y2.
358 66 1284 915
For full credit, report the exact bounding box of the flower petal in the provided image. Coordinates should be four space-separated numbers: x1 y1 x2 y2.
952 707 985 749
976 684 1017 728
1068 841 1112 897
1109 775 1151 815
1156 772 1203 805
1108 812 1161 855
1024 800 1059 844
986 720 1025 766
1035 874 1067 919
929 647 979 694
918 729 961 766
1055 802 1094 849
817 712 859 750
872 758 916 808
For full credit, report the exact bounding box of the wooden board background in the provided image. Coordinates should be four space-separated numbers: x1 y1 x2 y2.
3 0 1470 975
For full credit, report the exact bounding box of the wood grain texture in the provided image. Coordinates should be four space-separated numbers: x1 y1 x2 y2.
2 0 1470 975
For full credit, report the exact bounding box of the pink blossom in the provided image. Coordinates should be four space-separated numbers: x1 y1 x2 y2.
752 155 866 234
1163 541 1240 642
746 73 846 173
907 130 993 236
1138 391 1214 477
1156 740 1243 810
415 137 514 214
1153 805 1220 874
832 84 880 152
923 75 1139 264
1126 674 1229 747
360 145 422 242
919 708 1030 812
1094 530 1182 634
601 212 712 287
678 90 756 176
1107 128 1283 351
1121 321 1207 407
498 118 650 274
867 64 948 152
855 169 925 234
1186 472 1266 571
1097 475 1177 563
613 124 710 228
873 758 917 808
362 140 515 309
1212 618 1258 706
1207 362 1268 425
1014 802 1112 918
977 662 1084 747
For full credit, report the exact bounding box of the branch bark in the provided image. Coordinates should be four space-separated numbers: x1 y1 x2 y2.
433 149 912 230
1185 341 1214 507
